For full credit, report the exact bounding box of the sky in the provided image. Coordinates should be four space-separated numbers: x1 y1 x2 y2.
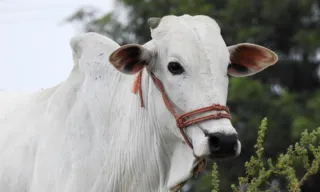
0 0 114 91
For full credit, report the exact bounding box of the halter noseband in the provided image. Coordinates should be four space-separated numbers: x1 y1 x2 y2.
132 70 232 149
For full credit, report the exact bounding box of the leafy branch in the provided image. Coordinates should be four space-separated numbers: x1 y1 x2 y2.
211 118 320 192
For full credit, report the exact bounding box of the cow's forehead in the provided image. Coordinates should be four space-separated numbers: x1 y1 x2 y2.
150 15 229 69
150 15 221 39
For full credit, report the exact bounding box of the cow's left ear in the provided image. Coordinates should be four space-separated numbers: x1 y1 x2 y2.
228 43 278 77
109 44 152 75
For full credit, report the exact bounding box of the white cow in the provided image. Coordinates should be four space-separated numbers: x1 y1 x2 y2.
0 14 278 192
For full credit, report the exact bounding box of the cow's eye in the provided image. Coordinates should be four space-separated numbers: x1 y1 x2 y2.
168 62 184 75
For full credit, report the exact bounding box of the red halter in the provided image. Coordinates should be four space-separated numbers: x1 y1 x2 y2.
132 70 232 149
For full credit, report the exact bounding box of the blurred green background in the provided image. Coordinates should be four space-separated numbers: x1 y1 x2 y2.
67 0 320 191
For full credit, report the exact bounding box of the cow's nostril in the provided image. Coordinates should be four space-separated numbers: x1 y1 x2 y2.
208 135 220 152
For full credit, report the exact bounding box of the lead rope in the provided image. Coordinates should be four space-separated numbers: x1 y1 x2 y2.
132 71 144 107
132 70 231 191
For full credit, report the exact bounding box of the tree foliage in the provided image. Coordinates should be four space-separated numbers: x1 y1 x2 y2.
67 0 320 191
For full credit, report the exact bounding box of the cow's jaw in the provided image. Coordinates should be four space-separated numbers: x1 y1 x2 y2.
166 142 199 190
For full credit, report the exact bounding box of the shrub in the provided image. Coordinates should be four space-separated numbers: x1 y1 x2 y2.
211 118 320 192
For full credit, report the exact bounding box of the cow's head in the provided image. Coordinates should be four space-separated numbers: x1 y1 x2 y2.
109 14 277 185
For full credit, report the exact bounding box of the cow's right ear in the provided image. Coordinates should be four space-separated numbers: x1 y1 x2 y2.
109 44 152 75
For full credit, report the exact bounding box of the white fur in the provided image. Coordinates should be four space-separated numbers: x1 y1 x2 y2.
0 15 240 192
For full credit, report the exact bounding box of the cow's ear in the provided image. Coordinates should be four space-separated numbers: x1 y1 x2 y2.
227 43 278 77
109 44 152 75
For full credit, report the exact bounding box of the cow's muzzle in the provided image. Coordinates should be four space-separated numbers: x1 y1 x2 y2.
207 132 240 159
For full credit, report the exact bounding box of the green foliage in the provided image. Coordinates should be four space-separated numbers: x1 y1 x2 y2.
211 163 219 192
211 118 320 192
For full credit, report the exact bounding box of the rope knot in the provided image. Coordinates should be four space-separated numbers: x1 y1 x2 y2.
176 117 185 129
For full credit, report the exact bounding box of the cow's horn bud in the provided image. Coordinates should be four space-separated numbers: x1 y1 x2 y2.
148 17 161 29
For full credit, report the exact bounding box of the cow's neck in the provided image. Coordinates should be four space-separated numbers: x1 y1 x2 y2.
81 69 197 191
